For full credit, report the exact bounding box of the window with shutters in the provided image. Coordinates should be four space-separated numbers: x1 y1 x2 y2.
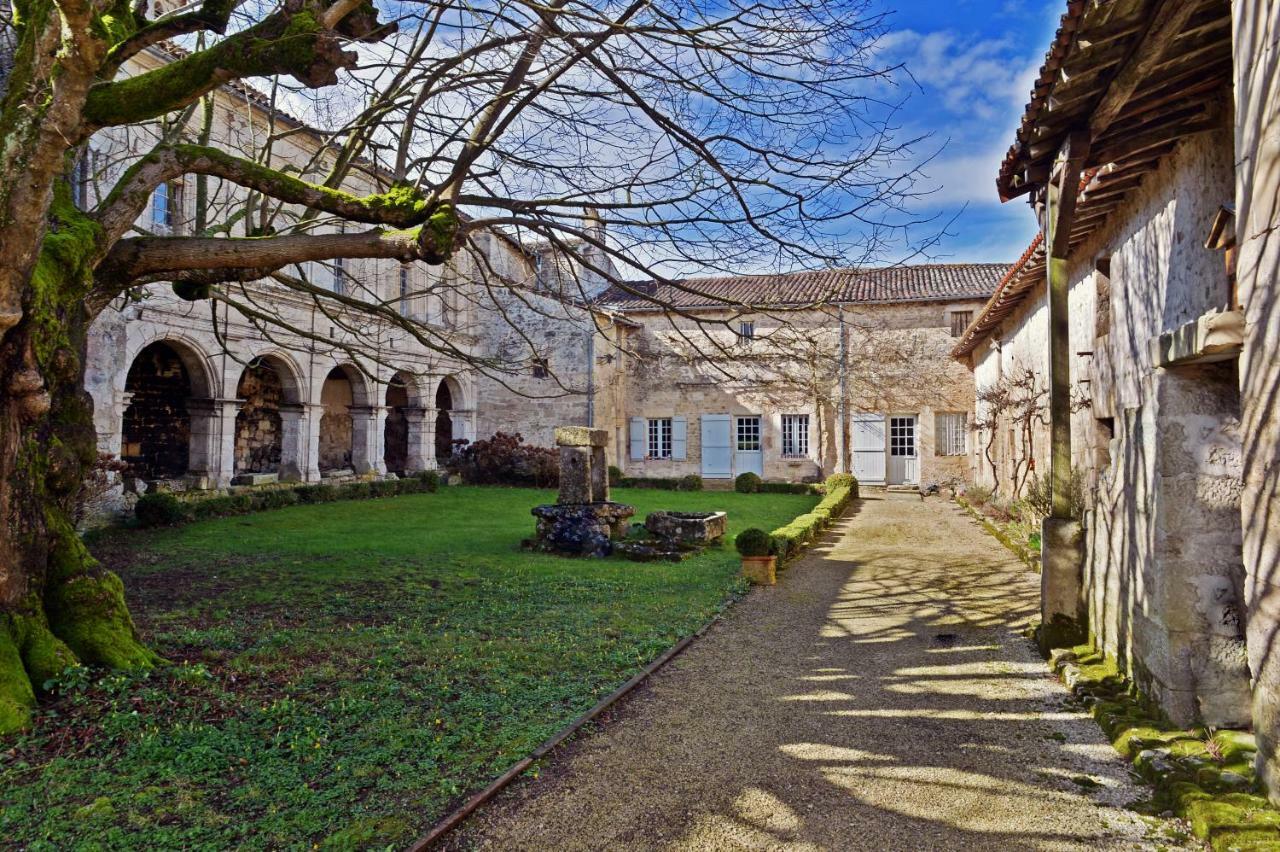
151 181 182 233
647 418 672 458
949 310 973 338
738 321 755 341
781 414 809 457
398 266 412 317
935 412 967 456
736 416 761 451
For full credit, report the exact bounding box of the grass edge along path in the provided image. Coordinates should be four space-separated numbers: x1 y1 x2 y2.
1049 643 1280 851
409 483 858 848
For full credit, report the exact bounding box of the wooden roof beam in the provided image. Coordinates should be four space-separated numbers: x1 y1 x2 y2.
1090 0 1201 137
1049 130 1092 259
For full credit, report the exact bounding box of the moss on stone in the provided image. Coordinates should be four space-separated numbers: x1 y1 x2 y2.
1047 640 1280 846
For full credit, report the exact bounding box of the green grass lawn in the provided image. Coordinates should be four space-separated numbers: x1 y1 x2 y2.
1 486 816 850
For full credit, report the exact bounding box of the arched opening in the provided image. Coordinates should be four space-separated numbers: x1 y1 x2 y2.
384 375 411 475
435 378 454 460
122 341 194 480
320 365 364 473
234 359 286 474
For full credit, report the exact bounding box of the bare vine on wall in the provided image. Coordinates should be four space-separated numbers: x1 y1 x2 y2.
973 364 1047 498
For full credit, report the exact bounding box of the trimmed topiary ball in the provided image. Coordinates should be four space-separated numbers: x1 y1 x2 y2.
825 473 857 490
735 527 773 557
678 474 704 491
734 471 762 493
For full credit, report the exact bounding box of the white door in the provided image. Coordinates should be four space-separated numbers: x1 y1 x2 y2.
734 415 764 477
851 413 886 484
701 414 732 478
888 415 918 485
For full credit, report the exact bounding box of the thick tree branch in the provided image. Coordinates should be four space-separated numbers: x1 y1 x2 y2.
96 144 440 245
80 0 392 131
99 0 239 79
98 219 454 284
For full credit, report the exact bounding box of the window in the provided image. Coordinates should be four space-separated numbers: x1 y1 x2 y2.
532 358 549 379
889 416 916 457
935 412 967 456
647 417 672 459
399 266 411 316
736 415 761 452
73 150 94 210
738 321 755 341
949 310 973 338
782 414 809 458
151 182 180 233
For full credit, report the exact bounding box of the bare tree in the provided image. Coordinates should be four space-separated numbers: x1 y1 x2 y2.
0 0 928 729
973 364 1047 498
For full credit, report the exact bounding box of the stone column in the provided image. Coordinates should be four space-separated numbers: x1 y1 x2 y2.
403 407 435 472
452 408 476 445
302 403 323 481
211 397 242 488
349 405 385 475
555 426 610 504
185 398 222 487
277 403 308 482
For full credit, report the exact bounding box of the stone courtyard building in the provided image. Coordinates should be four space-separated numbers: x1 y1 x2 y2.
951 0 1280 803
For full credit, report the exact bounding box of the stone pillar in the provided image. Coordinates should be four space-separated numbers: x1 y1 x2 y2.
555 426 610 504
302 403 323 481
403 407 434 472
452 408 476 445
349 405 385 475
278 403 307 482
185 398 222 487
212 397 241 488
1039 518 1086 653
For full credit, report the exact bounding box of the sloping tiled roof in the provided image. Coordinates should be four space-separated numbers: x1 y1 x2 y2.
951 235 1046 359
599 263 1010 311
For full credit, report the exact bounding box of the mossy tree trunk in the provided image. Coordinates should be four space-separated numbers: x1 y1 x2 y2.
0 261 159 732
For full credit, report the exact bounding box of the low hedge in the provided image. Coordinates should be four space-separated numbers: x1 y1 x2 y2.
769 483 855 562
134 470 441 528
613 475 704 491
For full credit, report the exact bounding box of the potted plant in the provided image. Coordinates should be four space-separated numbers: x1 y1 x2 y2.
736 528 777 585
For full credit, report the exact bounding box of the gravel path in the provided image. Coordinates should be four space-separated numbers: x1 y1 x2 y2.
450 493 1192 851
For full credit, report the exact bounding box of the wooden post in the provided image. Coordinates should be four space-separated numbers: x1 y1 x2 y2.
1046 131 1089 518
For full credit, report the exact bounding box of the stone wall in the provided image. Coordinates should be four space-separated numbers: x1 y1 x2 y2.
617 301 983 484
1233 0 1280 802
121 341 192 479
319 369 354 472
968 126 1252 729
235 362 284 474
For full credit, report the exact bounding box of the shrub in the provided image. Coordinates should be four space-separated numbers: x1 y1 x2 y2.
415 470 441 492
444 432 559 488
608 465 624 486
369 479 398 498
296 484 337 504
964 484 994 507
759 481 814 495
769 484 852 561
251 489 298 510
1024 469 1085 521
735 528 773 557
134 492 187 527
614 476 681 490
678 474 703 492
734 472 762 493
824 473 858 498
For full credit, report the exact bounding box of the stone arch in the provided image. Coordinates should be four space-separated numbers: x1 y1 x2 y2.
121 339 213 480
123 331 217 400
383 370 423 475
234 352 304 475
319 363 373 472
434 374 466 460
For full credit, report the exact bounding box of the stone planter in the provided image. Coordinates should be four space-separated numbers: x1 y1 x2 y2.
644 510 727 545
741 555 777 586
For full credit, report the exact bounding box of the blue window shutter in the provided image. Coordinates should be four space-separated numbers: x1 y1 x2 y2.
629 417 646 461
672 416 688 460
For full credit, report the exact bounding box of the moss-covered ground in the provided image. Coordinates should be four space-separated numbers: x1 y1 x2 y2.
0 486 816 849
1050 643 1280 851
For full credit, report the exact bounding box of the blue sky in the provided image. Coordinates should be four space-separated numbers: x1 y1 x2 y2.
873 0 1063 263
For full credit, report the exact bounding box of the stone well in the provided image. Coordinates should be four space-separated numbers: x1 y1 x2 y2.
644 511 727 545
525 426 635 558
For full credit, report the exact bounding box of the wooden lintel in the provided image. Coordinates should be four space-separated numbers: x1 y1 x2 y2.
1090 0 1200 137
1049 130 1091 259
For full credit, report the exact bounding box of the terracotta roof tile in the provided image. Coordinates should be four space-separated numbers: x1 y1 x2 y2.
599 263 1010 311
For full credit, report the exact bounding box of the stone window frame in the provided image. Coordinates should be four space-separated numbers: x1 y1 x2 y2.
781 413 810 458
